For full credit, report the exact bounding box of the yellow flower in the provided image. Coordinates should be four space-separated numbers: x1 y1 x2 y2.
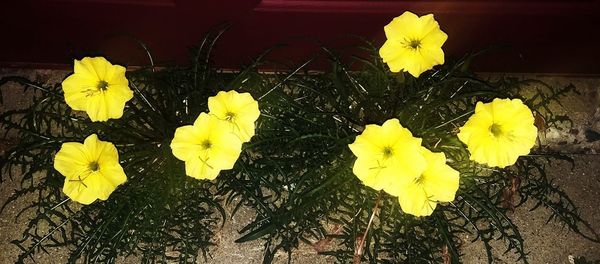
208 90 260 142
170 113 242 180
61 57 134 122
458 98 538 168
379 11 448 77
348 119 426 191
53 134 127 205
393 147 460 217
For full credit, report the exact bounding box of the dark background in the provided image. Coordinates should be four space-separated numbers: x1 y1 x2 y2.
1 0 600 73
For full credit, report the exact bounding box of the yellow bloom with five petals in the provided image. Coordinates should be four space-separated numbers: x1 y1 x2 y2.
170 113 243 180
208 90 260 142
379 11 448 77
458 98 538 168
53 134 127 205
348 119 426 191
61 57 134 122
392 147 460 217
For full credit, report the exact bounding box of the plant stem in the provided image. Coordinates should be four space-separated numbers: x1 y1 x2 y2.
354 191 383 264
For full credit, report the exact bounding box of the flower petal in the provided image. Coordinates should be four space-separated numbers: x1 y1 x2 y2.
185 157 221 180
352 157 395 191
84 57 111 81
171 125 204 161
420 149 460 202
74 58 100 80
384 11 420 40
459 98 537 168
208 90 260 142
106 65 129 87
379 40 406 65
380 12 447 77
348 129 384 159
63 57 132 122
99 164 127 187
209 134 243 170
83 172 118 201
63 173 98 205
54 142 89 179
398 183 437 217
85 95 111 122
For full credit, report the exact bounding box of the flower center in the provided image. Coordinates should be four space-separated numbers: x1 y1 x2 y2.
88 161 100 172
414 174 424 184
382 146 393 158
97 80 109 91
201 140 212 150
225 112 236 121
490 123 503 137
407 39 421 50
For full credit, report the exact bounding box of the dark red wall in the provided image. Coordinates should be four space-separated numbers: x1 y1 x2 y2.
2 0 600 73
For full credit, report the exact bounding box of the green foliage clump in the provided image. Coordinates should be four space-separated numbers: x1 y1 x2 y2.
220 44 600 263
0 30 598 264
0 29 237 263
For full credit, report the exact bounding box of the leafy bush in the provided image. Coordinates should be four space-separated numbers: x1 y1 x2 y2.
1 30 598 263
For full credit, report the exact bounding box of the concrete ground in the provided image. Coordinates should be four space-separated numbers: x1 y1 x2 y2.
0 69 599 263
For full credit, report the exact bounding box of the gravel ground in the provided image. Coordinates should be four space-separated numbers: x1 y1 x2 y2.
1 69 599 263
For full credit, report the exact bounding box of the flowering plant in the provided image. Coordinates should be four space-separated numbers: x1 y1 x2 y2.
1 13 598 264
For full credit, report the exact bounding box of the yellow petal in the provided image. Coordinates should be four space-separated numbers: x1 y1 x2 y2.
103 92 128 120
63 57 132 122
74 58 100 80
348 126 385 159
99 164 127 187
381 161 421 197
95 143 120 168
83 134 104 161
84 95 109 122
384 11 420 40
106 84 134 103
379 12 447 77
208 134 243 170
171 112 243 180
420 148 460 202
352 157 396 191
208 90 260 142
420 46 445 67
56 135 126 205
63 89 90 111
350 118 426 193
84 91 131 122
390 149 426 180
106 65 129 87
83 57 110 80
234 121 256 142
54 142 89 179
419 15 447 45
458 98 538 168
404 52 430 78
171 125 204 161
417 14 440 35
63 171 121 204
185 156 221 180
381 119 414 141
207 91 229 117
379 41 406 66
398 183 437 217
83 172 118 201
61 71 99 111
235 93 261 120
63 173 98 205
